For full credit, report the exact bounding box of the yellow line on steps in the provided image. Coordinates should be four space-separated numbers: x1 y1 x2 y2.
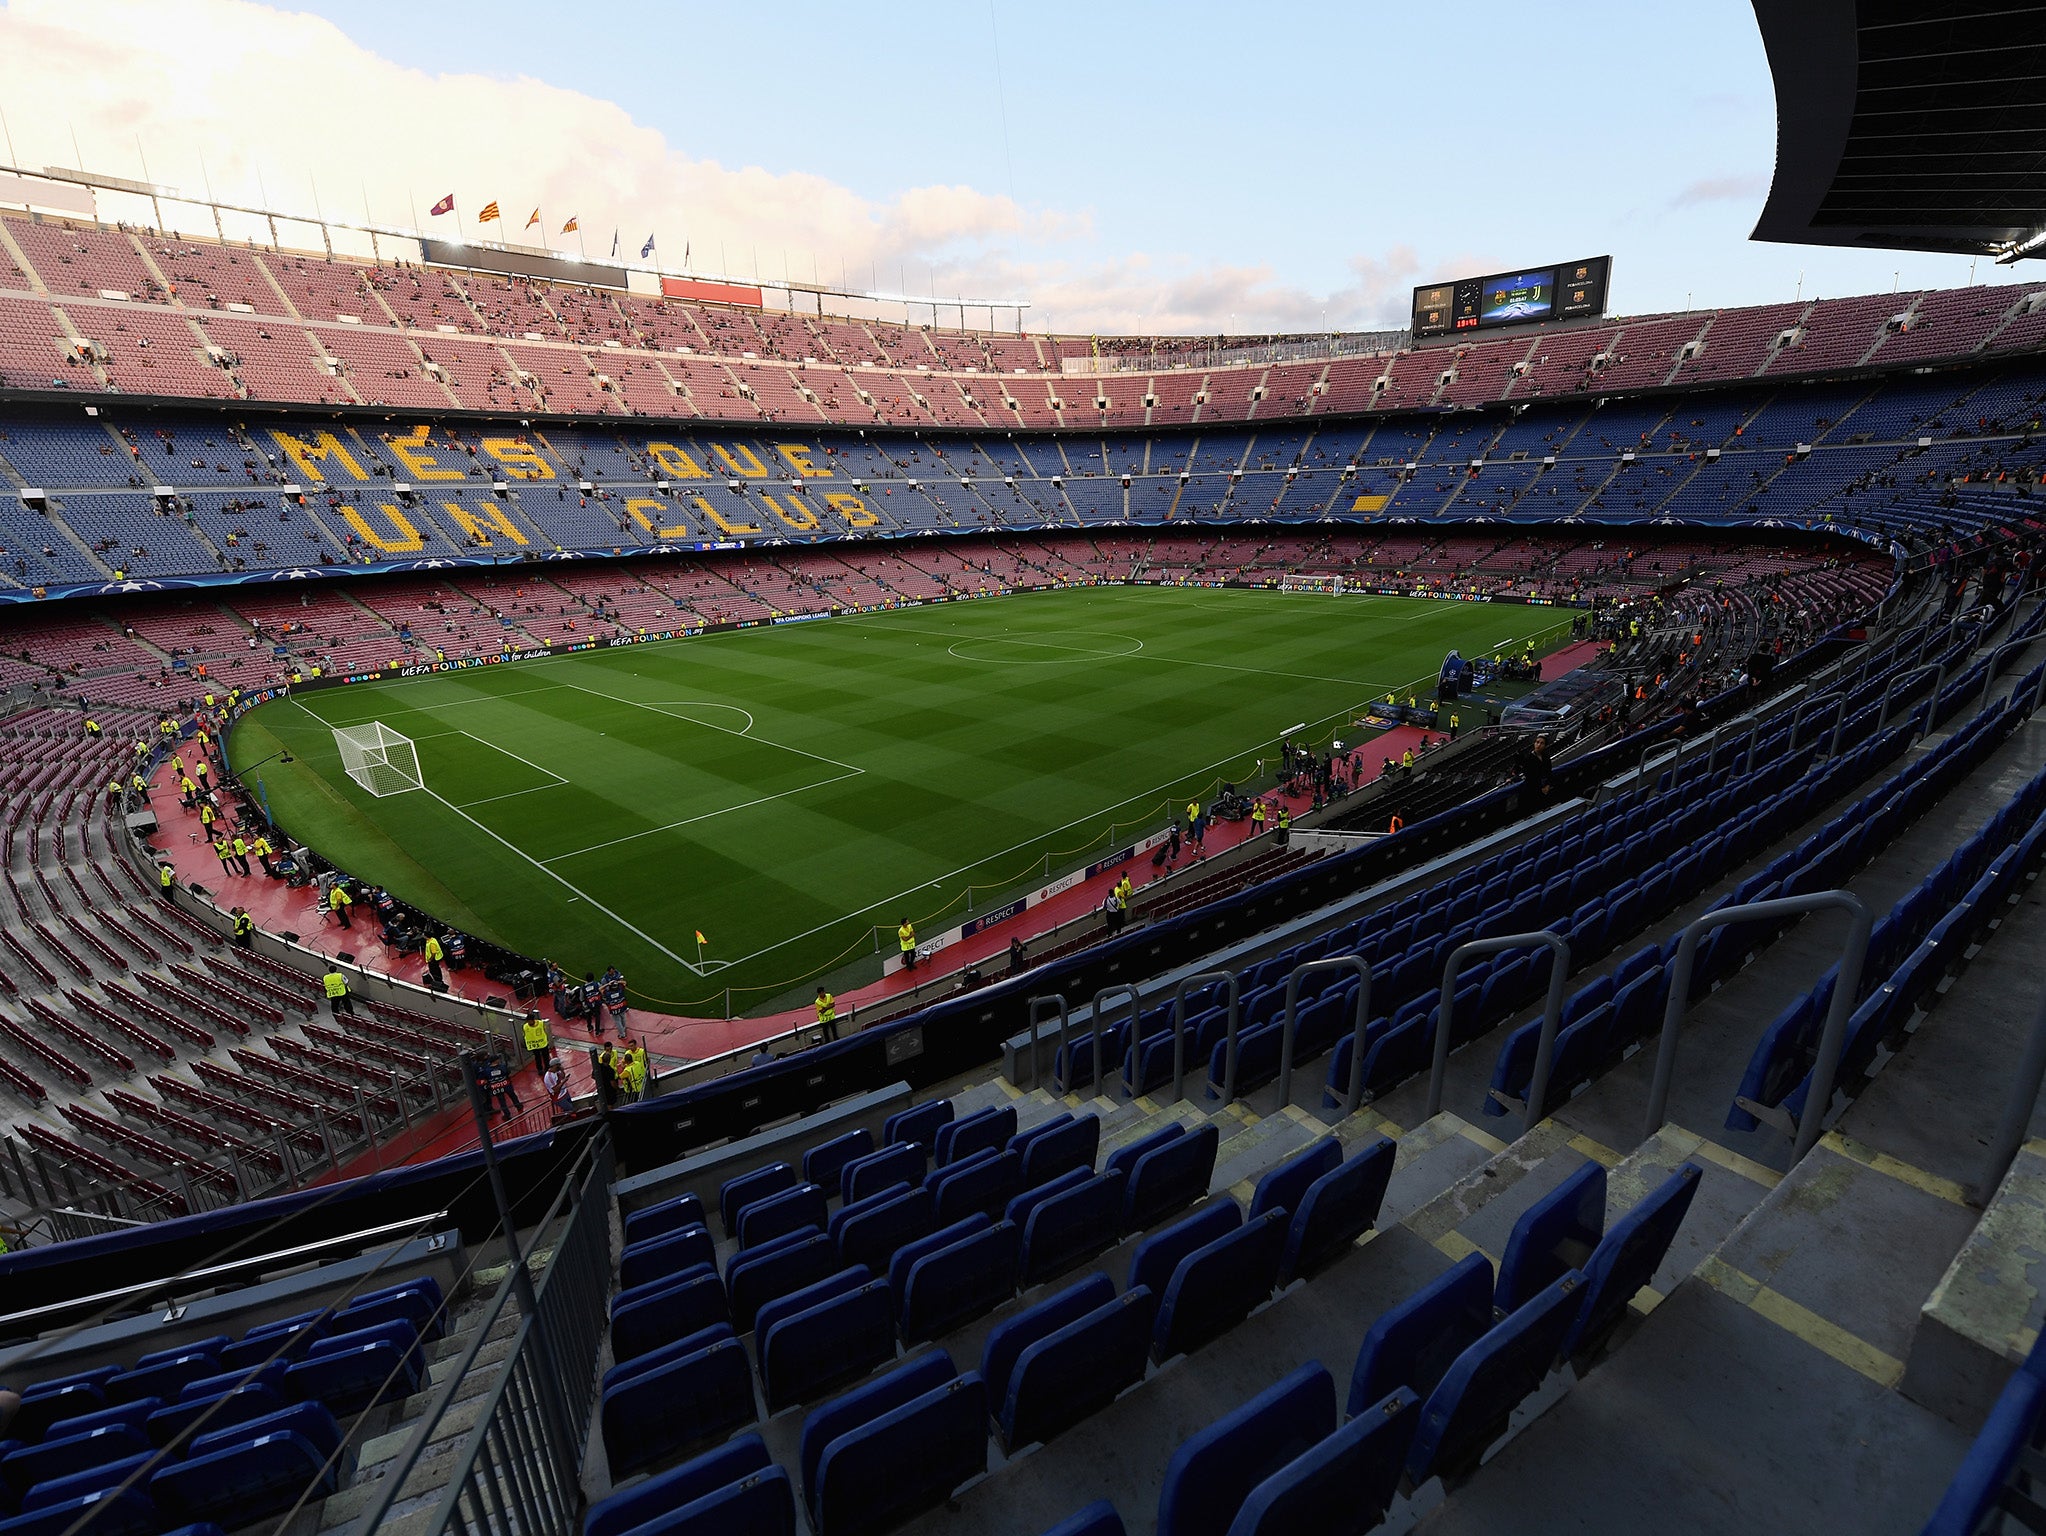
1820 1131 1970 1207
1433 1230 1492 1265
1653 1125 1782 1189
1697 1256 1904 1388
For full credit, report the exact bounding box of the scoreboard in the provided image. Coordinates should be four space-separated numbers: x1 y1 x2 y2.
1412 255 1611 339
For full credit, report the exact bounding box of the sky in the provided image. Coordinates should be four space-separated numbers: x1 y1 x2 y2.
0 0 2029 334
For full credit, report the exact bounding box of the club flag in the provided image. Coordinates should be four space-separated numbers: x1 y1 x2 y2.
525 208 541 229
428 194 454 217
640 233 656 259
684 240 691 266
609 230 619 257
478 200 501 223
561 215 579 234
694 930 707 947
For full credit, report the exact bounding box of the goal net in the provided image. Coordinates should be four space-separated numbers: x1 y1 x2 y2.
1279 573 1344 595
334 722 423 798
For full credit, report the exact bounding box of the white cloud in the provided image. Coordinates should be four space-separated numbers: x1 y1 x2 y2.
0 0 1414 334
1669 174 1770 211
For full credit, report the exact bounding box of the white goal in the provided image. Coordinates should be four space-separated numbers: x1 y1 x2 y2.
334 722 424 798
1279 573 1345 595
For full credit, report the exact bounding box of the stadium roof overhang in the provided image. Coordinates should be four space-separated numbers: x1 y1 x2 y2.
1749 0 2046 262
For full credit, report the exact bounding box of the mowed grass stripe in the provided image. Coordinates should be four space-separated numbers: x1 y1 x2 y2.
233 588 1567 1012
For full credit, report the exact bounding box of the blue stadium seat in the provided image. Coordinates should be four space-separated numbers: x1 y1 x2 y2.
760 1279 897 1412
37 1399 159 1445
799 1352 957 1514
1130 1200 1242 1302
1920 1352 2046 1536
602 1324 732 1397
106 1349 220 1404
620 1223 716 1292
999 1285 1156 1450
935 1104 1015 1167
1222 1387 1420 1536
1346 1252 1494 1416
17 1452 155 1512
1249 1138 1340 1224
1019 1114 1102 1189
981 1274 1117 1412
283 1335 419 1416
728 1232 840 1332
3 1424 149 1497
752 1267 869 1351
144 1383 286 1448
1035 1502 1126 1536
1494 1160 1605 1312
1123 1123 1219 1232
804 1129 876 1193
930 1147 1024 1225
0 1487 157 1536
1279 1136 1395 1287
720 1162 798 1237
1020 1169 1127 1287
1405 1271 1584 1484
886 1213 990 1296
1005 1166 1091 1230
1156 1362 1338 1536
585 1433 772 1536
597 1467 796 1536
149 1425 340 1530
624 1191 708 1248
811 1371 987 1536
187 1401 341 1465
600 1335 756 1478
136 1337 232 1371
834 1185 937 1275
738 1183 830 1250
884 1098 954 1149
333 1279 444 1340
899 1222 1022 1343
218 1320 324 1374
1562 1163 1703 1360
1103 1123 1184 1184
841 1142 928 1205
609 1265 729 1363
1153 1207 1288 1359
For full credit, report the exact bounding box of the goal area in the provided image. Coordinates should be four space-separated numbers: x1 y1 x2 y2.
1279 573 1345 595
334 722 424 798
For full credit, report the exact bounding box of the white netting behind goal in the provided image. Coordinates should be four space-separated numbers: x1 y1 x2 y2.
1279 573 1344 595
334 721 424 798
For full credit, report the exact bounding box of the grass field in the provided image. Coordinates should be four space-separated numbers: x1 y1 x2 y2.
227 587 1568 1013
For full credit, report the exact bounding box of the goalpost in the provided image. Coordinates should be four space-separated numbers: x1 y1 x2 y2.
333 722 424 798
1279 573 1345 595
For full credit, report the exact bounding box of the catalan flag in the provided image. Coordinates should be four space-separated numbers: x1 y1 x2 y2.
477 200 501 223
525 208 541 229
428 193 454 217
561 215 578 234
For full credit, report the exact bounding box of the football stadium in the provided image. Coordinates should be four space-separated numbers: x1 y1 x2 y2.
0 3 2043 1532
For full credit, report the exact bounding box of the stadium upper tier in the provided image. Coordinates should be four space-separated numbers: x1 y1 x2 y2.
1 212 2044 424
0 357 2037 597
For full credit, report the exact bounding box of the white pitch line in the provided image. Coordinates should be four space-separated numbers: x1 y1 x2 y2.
422 788 708 976
542 673 864 776
540 767 866 863
456 730 569 788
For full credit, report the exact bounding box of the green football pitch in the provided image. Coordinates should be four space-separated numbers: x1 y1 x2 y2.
228 587 1570 1014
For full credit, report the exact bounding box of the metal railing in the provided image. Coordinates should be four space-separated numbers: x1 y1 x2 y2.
365 1131 615 1536
1172 971 1239 1106
1083 984 1142 1099
1877 663 1945 736
1645 891 1871 1161
1426 932 1570 1129
1026 993 1069 1092
1277 956 1371 1113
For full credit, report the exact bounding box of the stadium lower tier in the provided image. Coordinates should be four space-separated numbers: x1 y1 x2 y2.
0 355 2035 601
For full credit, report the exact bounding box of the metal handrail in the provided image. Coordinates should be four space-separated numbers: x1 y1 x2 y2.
1644 890 1871 1160
1707 715 1761 776
1977 634 2046 710
1790 692 1846 759
1087 984 1142 1100
1426 932 1570 1123
1975 985 2046 1206
1635 737 1684 786
1877 663 1945 737
1172 971 1238 1106
1027 993 1069 1093
1277 956 1371 1112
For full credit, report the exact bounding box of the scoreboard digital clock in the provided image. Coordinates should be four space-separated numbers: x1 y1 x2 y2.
1411 256 1611 339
